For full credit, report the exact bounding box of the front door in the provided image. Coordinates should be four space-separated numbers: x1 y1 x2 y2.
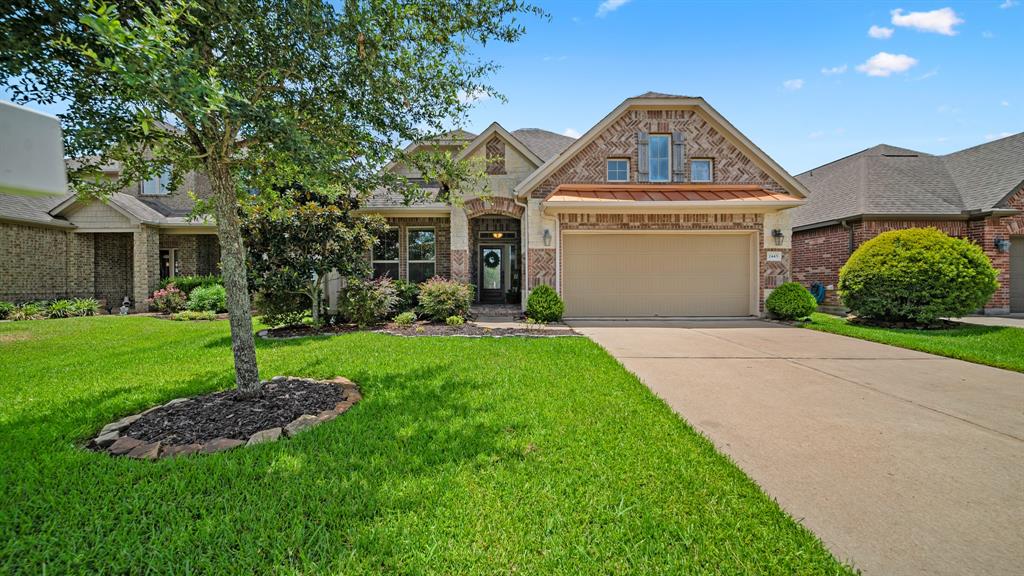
479 245 505 303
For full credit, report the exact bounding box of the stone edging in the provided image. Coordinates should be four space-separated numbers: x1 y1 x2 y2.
90 376 361 460
257 326 579 340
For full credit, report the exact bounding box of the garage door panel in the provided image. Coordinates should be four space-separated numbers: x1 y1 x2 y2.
1011 237 1023 313
562 233 752 317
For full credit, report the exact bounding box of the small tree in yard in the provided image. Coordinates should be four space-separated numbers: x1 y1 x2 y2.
243 189 387 326
1 0 541 395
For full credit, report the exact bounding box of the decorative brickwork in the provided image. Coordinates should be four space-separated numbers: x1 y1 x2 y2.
532 108 783 199
527 249 556 290
464 197 524 219
485 136 506 175
468 216 521 297
450 249 469 282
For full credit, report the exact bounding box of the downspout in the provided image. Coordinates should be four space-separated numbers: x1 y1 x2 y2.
514 194 529 312
841 219 854 254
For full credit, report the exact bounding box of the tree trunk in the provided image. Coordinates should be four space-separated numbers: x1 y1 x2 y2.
208 160 261 396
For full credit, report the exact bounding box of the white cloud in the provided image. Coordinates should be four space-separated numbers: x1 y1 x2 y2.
985 132 1013 141
914 69 939 81
890 7 964 36
596 0 631 17
457 88 490 104
936 136 950 143
563 128 582 138
782 79 805 91
856 52 918 77
868 25 894 39
982 31 995 39
542 55 568 62
1000 0 1017 9
808 131 826 140
1001 100 1010 107
821 64 848 75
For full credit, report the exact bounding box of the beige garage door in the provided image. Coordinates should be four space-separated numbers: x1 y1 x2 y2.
1011 237 1024 313
561 233 753 317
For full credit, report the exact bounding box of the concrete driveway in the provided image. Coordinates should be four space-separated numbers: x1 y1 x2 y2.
570 319 1024 576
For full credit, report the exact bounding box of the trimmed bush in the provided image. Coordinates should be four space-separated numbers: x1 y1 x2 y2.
839 228 998 324
526 285 564 323
766 282 818 320
170 310 218 321
69 298 100 316
148 284 188 314
417 277 473 322
47 299 75 318
393 311 417 326
187 284 228 313
253 290 309 328
0 301 14 320
445 315 465 326
340 277 398 326
159 274 221 296
392 279 420 314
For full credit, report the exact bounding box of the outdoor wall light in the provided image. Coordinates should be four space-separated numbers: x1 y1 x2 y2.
994 236 1010 253
771 228 785 246
543 229 552 247
490 232 504 239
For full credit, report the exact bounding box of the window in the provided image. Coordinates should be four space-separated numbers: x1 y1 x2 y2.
606 159 629 182
159 249 179 279
407 228 436 283
648 135 670 182
691 159 713 183
372 227 399 279
142 169 172 196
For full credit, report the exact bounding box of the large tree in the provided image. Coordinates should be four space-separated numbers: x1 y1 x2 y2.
1 0 541 395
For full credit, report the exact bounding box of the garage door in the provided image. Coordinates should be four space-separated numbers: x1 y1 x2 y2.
561 233 753 317
1011 237 1024 313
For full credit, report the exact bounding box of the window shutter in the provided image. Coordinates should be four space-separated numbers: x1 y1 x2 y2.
671 131 685 182
636 132 649 182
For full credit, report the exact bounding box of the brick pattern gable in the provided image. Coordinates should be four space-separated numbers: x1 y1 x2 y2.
485 135 506 175
531 108 782 198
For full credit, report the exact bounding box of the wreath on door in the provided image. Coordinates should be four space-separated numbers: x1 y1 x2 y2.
483 251 500 268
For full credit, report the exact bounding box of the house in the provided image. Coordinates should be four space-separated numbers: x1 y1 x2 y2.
364 92 807 317
0 161 219 311
1 92 808 318
791 133 1024 315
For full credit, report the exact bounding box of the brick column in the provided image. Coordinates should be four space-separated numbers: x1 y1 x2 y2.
968 218 1010 315
132 226 160 311
449 206 470 282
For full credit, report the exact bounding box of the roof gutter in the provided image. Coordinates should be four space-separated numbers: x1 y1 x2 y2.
543 199 804 213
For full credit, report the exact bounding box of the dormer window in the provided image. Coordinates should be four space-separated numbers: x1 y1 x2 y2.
606 159 629 182
142 169 171 195
690 159 713 183
648 135 670 182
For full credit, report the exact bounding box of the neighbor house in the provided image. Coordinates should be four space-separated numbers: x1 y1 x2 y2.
791 133 1024 315
1 92 808 317
0 160 218 312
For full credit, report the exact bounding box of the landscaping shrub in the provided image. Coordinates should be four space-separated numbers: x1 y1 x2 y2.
170 310 218 321
70 298 100 316
159 274 221 296
392 279 420 313
526 284 564 323
393 311 417 326
0 301 14 320
147 284 187 314
445 315 465 326
839 228 998 324
46 299 75 318
766 282 818 320
253 290 309 328
10 303 47 321
187 284 228 313
417 277 473 322
340 277 398 326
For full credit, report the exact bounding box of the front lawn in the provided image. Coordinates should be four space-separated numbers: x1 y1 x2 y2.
1 317 851 574
803 312 1024 373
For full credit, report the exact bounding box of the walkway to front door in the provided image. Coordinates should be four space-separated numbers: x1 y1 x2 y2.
571 319 1024 576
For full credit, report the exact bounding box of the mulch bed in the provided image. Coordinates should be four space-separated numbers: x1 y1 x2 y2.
260 324 361 339
380 322 576 337
124 378 345 445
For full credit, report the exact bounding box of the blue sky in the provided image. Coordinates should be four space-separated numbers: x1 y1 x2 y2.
462 0 1023 173
4 1 1021 174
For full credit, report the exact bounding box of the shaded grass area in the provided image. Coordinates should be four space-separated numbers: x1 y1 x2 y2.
804 312 1024 373
1 316 852 574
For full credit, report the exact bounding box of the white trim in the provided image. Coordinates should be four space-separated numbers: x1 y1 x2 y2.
372 226 400 278
558 229 761 317
648 134 671 183
513 96 810 199
456 122 544 168
406 226 437 282
606 158 630 183
690 158 714 183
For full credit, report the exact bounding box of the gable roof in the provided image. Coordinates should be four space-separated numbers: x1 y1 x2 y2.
0 193 73 227
458 122 543 166
793 132 1024 229
513 94 809 199
510 128 576 161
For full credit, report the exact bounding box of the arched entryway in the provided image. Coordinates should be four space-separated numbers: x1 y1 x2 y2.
468 214 522 304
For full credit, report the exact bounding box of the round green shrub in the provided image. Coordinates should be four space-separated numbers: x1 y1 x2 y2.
417 278 473 322
765 282 818 320
393 311 417 326
392 279 420 314
838 228 998 324
526 284 564 323
187 284 228 313
445 315 464 326
69 298 100 316
340 277 398 326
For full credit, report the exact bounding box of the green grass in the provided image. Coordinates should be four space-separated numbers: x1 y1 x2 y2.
803 312 1024 373
0 316 852 575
